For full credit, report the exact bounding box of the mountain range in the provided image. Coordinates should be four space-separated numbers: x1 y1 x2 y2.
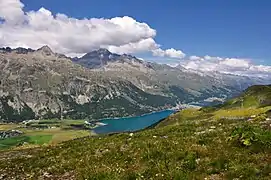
0 46 270 122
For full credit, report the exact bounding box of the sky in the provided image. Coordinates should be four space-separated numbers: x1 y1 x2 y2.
0 0 271 77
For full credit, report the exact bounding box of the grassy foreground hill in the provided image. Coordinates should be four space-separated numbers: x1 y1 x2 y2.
0 85 271 179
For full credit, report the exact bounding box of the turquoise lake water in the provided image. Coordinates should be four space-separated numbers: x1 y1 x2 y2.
93 110 175 134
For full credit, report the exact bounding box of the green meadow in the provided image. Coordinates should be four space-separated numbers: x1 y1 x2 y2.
0 119 91 150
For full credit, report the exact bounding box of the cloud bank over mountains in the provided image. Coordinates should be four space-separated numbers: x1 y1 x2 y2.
0 0 185 59
180 56 271 78
0 0 270 77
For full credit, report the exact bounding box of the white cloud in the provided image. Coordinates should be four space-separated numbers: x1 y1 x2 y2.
152 48 186 59
107 38 159 54
189 56 203 61
204 55 223 61
0 0 185 59
0 0 25 24
180 56 271 78
220 58 250 68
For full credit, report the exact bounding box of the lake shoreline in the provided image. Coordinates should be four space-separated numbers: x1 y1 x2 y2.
90 109 175 123
92 109 180 136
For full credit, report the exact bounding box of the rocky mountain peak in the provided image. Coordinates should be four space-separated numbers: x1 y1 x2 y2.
74 48 120 68
96 48 111 54
82 48 113 59
36 45 54 56
72 48 148 69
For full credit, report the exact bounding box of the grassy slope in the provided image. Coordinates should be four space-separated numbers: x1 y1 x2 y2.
0 85 270 179
218 85 271 109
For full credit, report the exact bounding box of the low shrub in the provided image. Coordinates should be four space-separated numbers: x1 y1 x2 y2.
228 125 271 149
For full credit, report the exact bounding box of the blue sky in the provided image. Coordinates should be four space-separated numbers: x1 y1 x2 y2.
0 0 270 76
21 0 271 65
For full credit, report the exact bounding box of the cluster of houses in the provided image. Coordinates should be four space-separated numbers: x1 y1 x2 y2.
0 130 23 139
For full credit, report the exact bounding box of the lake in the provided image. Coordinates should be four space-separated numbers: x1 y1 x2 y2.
92 110 175 134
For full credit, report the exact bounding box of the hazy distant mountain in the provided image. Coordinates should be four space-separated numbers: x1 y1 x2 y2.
73 48 270 103
0 46 269 121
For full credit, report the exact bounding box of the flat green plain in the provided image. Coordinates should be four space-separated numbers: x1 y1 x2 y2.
0 119 90 150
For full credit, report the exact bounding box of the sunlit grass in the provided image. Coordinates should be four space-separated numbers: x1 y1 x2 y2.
0 124 19 131
0 85 270 179
213 106 271 120
50 129 90 144
1 109 270 179
0 135 52 150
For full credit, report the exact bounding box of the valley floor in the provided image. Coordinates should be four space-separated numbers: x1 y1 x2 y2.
0 106 271 179
0 119 91 150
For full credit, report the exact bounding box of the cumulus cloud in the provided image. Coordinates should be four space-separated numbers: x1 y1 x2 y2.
189 56 203 61
203 55 223 61
0 0 25 24
180 55 271 78
152 48 186 59
0 0 184 58
107 38 159 54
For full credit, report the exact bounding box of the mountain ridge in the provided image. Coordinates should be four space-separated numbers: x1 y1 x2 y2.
0 46 270 121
